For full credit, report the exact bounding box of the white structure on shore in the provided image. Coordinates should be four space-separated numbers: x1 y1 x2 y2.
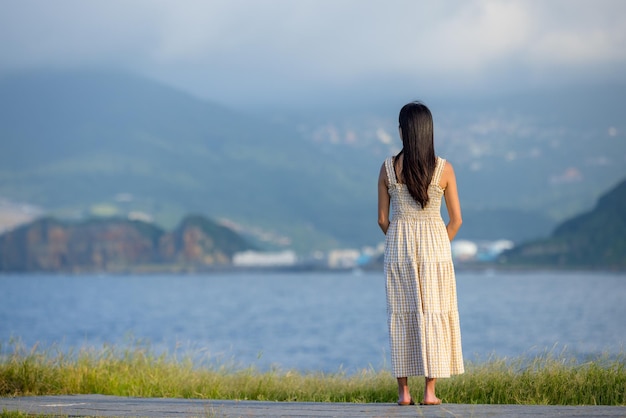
451 240 478 261
232 250 297 267
327 249 361 269
451 239 515 262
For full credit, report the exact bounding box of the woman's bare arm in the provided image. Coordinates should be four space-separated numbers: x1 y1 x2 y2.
441 162 462 241
377 162 391 234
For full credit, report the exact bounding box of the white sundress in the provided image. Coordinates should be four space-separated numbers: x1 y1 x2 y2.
384 156 464 378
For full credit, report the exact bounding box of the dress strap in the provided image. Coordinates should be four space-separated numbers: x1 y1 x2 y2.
432 157 446 187
384 156 397 185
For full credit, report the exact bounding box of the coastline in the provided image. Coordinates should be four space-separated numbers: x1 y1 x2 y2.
1 261 625 276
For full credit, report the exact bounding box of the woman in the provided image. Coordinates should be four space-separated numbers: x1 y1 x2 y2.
377 101 464 406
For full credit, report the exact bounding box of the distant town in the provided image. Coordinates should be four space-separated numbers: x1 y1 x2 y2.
231 239 515 271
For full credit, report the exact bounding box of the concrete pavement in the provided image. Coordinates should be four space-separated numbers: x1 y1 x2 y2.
1 394 625 417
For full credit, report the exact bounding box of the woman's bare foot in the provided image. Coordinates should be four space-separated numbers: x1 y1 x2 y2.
420 397 442 405
422 377 440 405
396 377 412 405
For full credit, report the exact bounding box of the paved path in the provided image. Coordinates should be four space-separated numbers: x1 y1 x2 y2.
1 395 625 417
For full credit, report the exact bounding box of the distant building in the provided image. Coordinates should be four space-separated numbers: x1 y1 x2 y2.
451 239 515 262
451 240 478 261
327 249 360 269
232 250 297 267
476 239 515 261
128 211 153 223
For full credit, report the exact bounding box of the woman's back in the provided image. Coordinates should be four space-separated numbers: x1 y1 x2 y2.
386 156 446 220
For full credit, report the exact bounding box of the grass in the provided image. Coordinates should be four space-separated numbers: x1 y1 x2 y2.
0 341 624 406
1 412 58 418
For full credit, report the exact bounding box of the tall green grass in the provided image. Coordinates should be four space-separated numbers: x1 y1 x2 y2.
1 411 57 418
1 341 624 405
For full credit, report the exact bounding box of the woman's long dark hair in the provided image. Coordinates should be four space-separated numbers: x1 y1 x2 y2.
395 101 436 208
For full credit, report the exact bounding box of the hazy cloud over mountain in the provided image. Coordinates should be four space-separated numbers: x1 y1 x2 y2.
1 0 625 106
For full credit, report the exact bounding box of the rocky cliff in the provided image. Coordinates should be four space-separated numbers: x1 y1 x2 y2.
0 215 255 272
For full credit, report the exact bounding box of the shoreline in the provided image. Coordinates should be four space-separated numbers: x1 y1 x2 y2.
2 258 626 276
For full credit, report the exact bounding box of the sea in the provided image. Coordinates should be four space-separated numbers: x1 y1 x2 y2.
1 270 624 373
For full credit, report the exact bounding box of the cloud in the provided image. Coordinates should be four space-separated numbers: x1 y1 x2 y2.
0 0 161 68
1 0 625 105
421 1 532 73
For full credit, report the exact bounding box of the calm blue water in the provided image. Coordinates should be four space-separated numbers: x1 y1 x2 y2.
1 270 625 372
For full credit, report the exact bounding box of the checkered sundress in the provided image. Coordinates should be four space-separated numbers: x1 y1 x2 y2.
384 156 464 378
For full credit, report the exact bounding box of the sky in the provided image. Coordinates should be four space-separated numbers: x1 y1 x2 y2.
1 0 625 108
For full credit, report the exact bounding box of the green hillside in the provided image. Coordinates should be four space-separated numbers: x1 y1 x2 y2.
0 71 377 252
499 178 626 269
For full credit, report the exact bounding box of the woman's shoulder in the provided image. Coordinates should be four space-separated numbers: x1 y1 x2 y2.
380 155 396 171
436 156 457 187
378 158 390 183
437 156 454 170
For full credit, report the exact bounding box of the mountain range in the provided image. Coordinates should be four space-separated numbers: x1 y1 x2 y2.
1 70 625 253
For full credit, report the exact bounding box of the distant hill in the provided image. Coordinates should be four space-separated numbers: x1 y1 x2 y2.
0 70 376 251
1 70 624 252
0 214 255 272
499 178 626 269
